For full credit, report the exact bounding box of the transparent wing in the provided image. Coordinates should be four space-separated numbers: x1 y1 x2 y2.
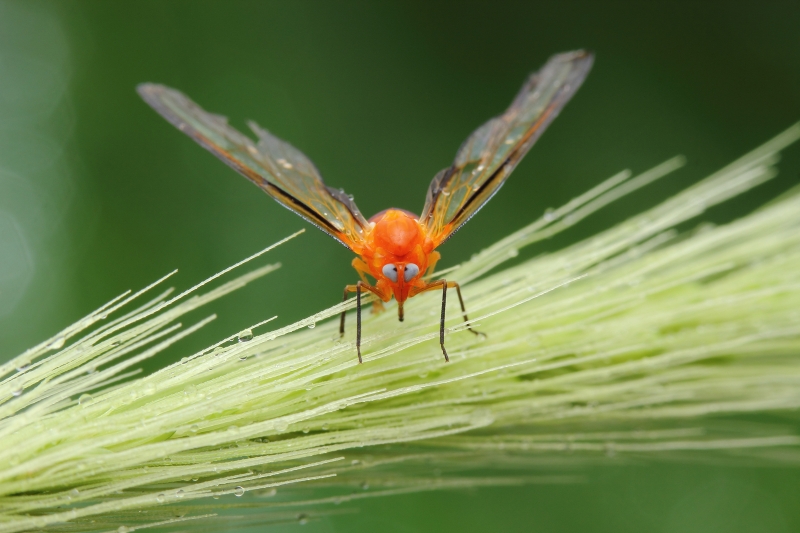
137 84 369 251
420 50 594 246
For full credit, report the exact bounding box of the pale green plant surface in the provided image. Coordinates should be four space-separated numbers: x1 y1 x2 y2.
1 123 800 532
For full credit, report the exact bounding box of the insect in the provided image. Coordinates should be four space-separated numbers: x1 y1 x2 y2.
138 50 593 363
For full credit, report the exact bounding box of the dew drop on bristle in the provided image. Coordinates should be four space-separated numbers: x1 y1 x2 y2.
11 388 22 397
48 336 66 350
543 208 556 222
297 513 309 525
234 486 245 497
307 322 316 329
78 393 93 407
15 361 30 372
175 489 185 499
238 329 254 342
156 493 165 503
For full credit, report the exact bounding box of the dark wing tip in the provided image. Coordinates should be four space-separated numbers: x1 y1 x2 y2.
136 82 164 100
553 49 594 61
136 83 190 112
135 83 197 134
136 83 180 115
548 50 595 72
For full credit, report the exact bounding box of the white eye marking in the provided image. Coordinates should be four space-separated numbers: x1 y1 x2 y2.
382 263 398 283
404 263 420 282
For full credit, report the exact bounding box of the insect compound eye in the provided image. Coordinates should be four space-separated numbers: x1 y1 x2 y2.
403 263 420 282
382 263 398 283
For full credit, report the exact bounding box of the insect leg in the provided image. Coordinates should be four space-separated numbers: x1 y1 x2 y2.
356 282 363 364
352 257 385 313
409 279 482 361
449 281 484 337
339 286 350 338
408 279 449 361
439 280 449 362
340 281 387 363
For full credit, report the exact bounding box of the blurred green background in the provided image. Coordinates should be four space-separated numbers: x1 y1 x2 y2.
1 1 799 532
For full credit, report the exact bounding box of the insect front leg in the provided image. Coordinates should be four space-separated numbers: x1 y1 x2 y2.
351 257 385 314
409 279 483 362
340 281 388 364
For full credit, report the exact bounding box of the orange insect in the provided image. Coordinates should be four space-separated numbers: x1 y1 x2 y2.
138 50 593 363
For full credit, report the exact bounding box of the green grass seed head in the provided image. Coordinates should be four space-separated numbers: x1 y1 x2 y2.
1 123 799 532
